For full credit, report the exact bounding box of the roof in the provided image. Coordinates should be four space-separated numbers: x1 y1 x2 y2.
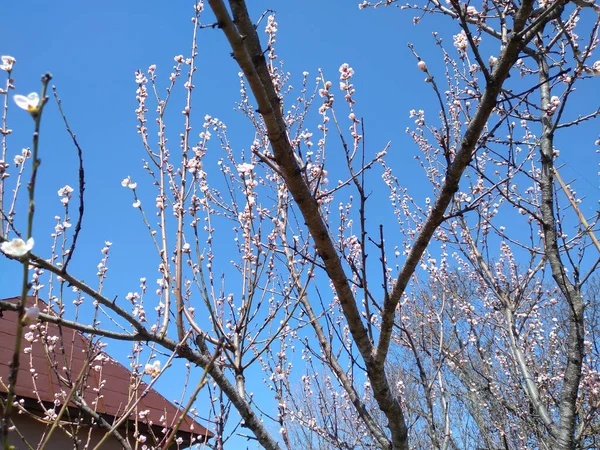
0 296 213 446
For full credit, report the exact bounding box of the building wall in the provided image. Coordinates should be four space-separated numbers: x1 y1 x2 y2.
8 413 125 450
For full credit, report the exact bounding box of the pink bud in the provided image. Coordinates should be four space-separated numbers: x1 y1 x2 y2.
417 61 427 72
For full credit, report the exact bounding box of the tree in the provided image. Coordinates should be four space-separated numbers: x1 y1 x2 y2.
1 0 599 449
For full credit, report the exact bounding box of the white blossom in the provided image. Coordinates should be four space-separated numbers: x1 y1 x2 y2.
1 237 34 257
144 360 161 377
237 163 255 174
14 93 41 113
0 56 16 71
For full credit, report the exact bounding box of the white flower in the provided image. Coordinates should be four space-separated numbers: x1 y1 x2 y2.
0 56 16 72
22 307 40 325
135 72 147 84
237 163 255 174
144 360 161 377
489 56 498 67
453 31 469 52
14 93 41 114
1 237 34 257
57 185 74 197
132 200 141 208
338 63 354 80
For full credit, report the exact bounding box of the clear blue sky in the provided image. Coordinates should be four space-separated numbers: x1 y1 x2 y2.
2 1 598 448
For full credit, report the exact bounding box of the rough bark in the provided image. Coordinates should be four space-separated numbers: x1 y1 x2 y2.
538 54 584 450
205 0 568 447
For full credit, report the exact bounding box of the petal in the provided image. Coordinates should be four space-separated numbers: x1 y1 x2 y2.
13 95 31 110
1 238 28 257
26 92 40 107
13 93 40 112
26 237 34 251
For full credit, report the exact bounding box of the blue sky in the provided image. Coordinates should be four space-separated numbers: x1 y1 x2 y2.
2 0 599 447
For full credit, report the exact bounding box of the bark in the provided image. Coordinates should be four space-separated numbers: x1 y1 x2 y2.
0 265 283 450
205 0 567 447
281 239 392 448
172 342 284 450
378 0 551 366
538 55 584 450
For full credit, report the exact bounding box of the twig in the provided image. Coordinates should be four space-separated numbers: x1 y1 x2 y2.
52 86 85 272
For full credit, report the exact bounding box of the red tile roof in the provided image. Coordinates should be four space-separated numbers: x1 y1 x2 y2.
0 296 213 446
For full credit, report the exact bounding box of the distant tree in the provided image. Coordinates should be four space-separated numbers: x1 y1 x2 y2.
1 0 599 449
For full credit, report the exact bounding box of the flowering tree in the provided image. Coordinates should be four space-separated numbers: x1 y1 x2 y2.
1 0 599 449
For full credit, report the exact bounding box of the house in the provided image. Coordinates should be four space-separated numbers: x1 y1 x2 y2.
0 296 213 449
